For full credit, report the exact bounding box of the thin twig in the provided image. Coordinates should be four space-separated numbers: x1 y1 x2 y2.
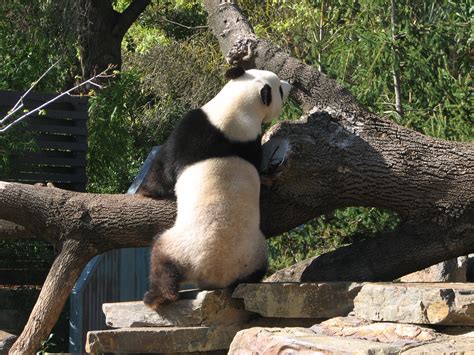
161 16 208 30
0 66 115 133
1 59 61 125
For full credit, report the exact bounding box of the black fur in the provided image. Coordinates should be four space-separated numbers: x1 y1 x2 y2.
229 264 268 290
137 109 262 198
260 84 272 106
225 66 246 80
143 238 183 310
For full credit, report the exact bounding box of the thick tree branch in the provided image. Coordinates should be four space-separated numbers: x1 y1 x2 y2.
259 109 474 237
0 182 175 250
267 218 474 282
202 0 474 281
203 0 362 113
114 0 152 38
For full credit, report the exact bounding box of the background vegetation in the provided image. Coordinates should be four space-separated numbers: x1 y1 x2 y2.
1 0 472 306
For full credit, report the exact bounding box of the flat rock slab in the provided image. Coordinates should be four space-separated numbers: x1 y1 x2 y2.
312 315 438 345
354 283 474 326
86 325 242 353
103 289 251 328
229 327 402 354
233 282 363 318
229 324 474 355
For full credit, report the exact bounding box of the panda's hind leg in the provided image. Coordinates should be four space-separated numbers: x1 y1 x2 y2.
228 263 268 290
143 239 183 310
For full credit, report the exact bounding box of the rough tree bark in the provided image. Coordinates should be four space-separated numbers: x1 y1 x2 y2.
76 0 151 79
1 1 473 353
202 0 474 280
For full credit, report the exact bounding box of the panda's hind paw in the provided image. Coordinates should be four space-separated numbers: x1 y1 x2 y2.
143 290 178 311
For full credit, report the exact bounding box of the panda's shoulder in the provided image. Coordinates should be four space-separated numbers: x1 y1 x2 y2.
173 108 210 133
165 108 223 157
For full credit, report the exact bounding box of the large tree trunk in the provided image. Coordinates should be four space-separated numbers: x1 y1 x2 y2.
1 1 473 352
202 1 474 280
77 0 151 79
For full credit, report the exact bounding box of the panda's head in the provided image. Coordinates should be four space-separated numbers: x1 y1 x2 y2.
202 67 291 141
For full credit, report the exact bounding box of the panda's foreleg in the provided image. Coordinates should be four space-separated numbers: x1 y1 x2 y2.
143 239 183 310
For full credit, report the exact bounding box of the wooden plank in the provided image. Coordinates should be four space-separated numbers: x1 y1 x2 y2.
36 140 87 151
0 287 40 308
32 109 87 120
35 134 87 143
0 269 48 285
15 165 81 174
0 260 53 269
17 155 86 167
21 150 86 159
0 90 88 106
10 172 87 183
23 116 87 127
23 124 87 136
0 309 30 334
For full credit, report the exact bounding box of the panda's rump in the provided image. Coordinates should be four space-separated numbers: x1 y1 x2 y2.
160 157 266 287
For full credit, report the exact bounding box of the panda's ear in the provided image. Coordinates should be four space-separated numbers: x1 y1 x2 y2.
260 84 272 106
225 66 245 80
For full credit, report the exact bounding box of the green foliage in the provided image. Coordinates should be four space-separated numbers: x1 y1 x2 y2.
241 0 472 142
268 208 400 273
0 125 37 177
0 0 77 92
0 0 76 175
125 33 226 148
87 71 148 193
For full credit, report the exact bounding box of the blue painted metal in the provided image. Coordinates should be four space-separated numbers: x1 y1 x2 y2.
69 147 160 353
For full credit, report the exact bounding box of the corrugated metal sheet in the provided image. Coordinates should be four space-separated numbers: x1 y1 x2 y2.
69 147 161 353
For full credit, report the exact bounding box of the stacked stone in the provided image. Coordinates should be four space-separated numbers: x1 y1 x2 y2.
86 283 474 354
230 282 474 354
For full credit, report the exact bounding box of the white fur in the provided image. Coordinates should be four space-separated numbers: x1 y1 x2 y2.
202 69 291 142
160 157 267 288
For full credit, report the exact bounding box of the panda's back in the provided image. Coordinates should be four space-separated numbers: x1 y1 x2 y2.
175 157 260 233
161 157 266 287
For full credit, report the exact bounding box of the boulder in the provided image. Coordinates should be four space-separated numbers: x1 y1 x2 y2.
354 283 474 326
233 282 362 318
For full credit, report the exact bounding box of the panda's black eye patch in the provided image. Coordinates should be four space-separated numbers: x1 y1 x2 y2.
279 86 283 99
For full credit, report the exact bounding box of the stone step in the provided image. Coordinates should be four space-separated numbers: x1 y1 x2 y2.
229 317 474 355
354 282 474 326
229 327 402 354
232 282 363 318
86 326 242 353
103 289 251 328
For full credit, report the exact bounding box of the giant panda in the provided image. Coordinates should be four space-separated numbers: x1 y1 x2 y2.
140 67 291 310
